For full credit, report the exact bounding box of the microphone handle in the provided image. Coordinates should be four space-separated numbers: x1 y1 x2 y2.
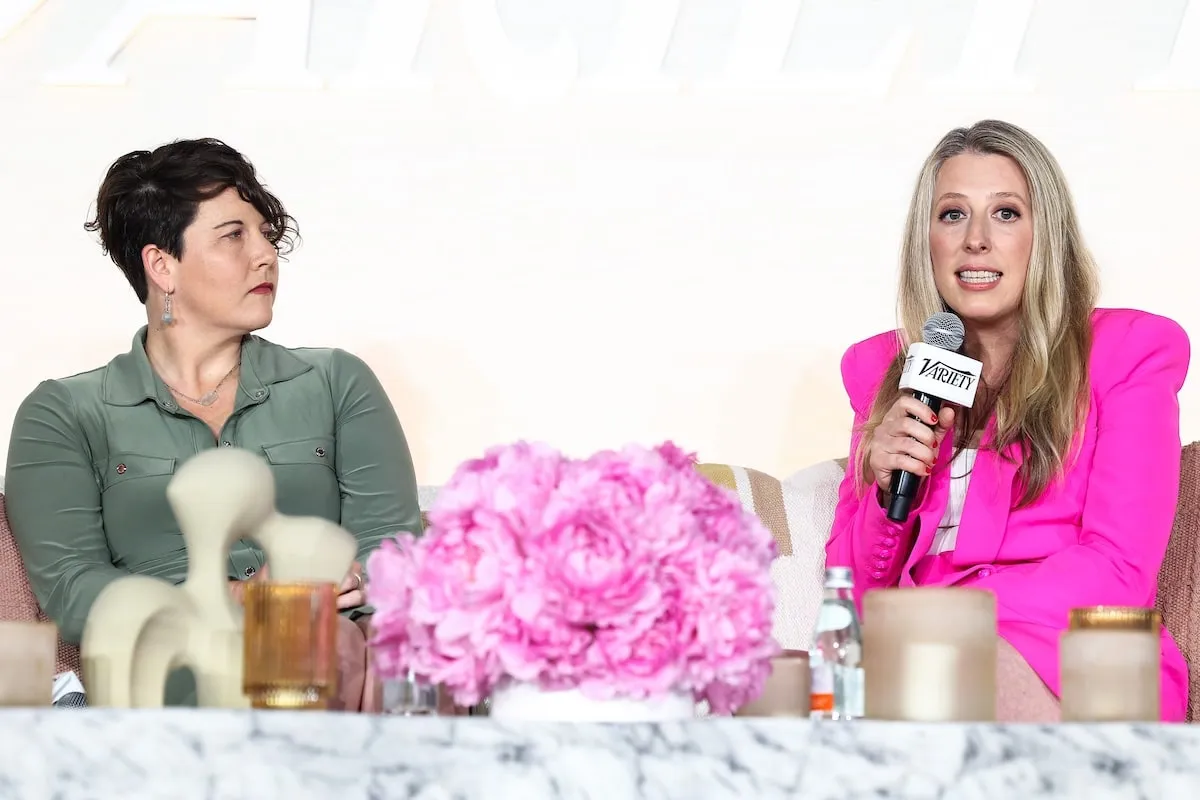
885 391 945 523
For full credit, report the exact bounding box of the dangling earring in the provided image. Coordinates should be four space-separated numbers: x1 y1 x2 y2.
161 291 175 326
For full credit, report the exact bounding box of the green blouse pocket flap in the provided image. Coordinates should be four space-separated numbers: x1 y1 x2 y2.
262 437 336 469
102 453 177 490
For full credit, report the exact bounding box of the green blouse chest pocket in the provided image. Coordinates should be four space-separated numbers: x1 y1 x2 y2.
260 436 340 521
262 437 336 470
100 453 177 491
99 453 179 559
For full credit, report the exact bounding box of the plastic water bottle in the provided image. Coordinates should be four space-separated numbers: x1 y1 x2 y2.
809 566 864 720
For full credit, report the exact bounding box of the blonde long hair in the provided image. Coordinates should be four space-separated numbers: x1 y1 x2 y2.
856 120 1099 506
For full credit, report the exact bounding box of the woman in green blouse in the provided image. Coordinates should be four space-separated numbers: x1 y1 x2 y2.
4 138 422 710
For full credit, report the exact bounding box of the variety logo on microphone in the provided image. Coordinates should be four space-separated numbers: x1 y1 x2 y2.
917 358 977 392
900 343 983 409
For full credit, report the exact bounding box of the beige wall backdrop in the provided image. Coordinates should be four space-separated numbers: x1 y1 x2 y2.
2 0 1200 484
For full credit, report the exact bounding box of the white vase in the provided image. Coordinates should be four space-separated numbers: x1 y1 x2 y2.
488 682 696 722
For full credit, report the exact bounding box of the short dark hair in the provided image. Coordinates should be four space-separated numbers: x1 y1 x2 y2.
85 138 299 303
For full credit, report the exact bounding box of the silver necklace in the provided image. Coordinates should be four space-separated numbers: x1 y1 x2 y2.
158 360 240 407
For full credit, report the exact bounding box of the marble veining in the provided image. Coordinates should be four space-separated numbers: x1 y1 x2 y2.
0 710 1198 799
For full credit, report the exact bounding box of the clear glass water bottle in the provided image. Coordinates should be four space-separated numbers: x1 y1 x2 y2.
809 566 864 720
381 668 440 716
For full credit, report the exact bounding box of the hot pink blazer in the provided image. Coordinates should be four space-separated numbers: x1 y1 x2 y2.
826 308 1191 721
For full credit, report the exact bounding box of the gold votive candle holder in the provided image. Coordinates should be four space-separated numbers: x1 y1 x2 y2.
1060 606 1161 722
243 581 338 710
863 587 998 722
0 620 56 706
734 649 811 717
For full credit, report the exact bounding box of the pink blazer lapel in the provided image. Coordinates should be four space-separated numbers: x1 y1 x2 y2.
900 423 1021 577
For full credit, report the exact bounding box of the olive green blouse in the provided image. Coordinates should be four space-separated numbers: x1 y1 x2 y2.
5 328 422 646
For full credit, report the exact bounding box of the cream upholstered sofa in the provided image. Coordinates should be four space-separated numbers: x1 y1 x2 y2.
4 448 1200 721
692 460 846 652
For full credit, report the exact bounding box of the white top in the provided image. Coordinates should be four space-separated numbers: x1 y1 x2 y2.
929 448 977 556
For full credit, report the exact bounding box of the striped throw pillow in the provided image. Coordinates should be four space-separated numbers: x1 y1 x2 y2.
695 460 846 650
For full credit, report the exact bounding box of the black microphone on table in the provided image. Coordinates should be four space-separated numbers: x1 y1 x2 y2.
886 312 983 523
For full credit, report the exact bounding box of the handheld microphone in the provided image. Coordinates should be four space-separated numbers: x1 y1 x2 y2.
886 312 983 523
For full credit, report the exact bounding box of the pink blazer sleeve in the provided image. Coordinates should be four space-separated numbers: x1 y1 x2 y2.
974 313 1190 628
826 336 924 605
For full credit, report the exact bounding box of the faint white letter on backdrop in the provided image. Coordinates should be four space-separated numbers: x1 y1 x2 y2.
0 0 43 42
697 2 912 95
704 1 804 90
928 0 1035 92
330 0 433 92
581 1 681 94
797 28 912 95
7 0 1197 95
41 0 319 88
455 0 577 103
1137 0 1200 90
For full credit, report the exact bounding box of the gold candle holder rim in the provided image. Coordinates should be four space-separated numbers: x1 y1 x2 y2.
0 620 58 632
775 649 809 659
862 586 997 612
243 580 339 596
1068 606 1160 633
864 586 996 599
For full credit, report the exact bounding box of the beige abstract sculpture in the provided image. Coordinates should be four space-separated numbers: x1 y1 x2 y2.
81 448 357 708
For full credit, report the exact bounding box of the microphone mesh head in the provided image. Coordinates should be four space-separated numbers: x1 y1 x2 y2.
922 312 966 351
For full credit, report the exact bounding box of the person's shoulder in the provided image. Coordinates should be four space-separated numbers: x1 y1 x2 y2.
10 360 113 440
1089 308 1190 390
280 343 368 369
270 341 381 386
1091 308 1187 346
273 341 338 367
841 330 902 383
43 363 110 394
20 356 118 410
840 330 903 410
843 331 903 365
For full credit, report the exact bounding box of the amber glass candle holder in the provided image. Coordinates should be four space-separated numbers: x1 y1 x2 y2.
243 582 338 710
0 621 56 706
863 587 998 722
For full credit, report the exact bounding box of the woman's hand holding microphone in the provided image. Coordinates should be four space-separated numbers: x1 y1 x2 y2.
866 396 956 505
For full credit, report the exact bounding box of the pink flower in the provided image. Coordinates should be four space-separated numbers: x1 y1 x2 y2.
366 441 779 713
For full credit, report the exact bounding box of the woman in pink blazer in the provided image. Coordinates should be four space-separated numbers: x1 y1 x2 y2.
826 119 1190 722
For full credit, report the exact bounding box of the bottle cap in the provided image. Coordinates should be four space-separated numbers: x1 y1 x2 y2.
1068 606 1160 633
824 566 853 589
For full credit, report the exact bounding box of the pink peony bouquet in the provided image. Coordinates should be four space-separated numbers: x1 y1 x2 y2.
366 441 779 714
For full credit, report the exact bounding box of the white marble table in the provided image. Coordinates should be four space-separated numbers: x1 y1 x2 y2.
1 709 1199 799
